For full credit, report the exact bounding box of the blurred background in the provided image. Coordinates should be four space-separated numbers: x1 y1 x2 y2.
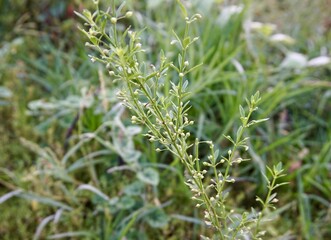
0 0 330 239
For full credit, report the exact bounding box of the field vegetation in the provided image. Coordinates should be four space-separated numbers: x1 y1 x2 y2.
0 0 330 239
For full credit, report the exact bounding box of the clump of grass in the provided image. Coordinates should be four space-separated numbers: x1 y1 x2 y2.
78 1 286 238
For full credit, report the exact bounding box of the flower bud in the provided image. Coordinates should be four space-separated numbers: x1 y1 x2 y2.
111 17 117 24
125 11 133 18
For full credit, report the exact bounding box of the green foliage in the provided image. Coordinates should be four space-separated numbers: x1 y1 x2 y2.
0 0 331 239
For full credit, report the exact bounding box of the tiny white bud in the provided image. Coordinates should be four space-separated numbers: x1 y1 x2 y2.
259 231 266 236
184 61 189 66
90 30 98 35
125 11 133 18
170 40 177 45
179 72 184 77
111 17 117 24
195 14 202 19
205 221 212 226
135 43 142 49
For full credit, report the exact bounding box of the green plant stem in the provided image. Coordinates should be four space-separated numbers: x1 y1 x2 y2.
253 175 277 239
127 67 224 236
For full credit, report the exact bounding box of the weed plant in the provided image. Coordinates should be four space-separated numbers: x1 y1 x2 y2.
77 1 286 239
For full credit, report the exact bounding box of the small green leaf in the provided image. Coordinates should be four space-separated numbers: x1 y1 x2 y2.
89 36 98 45
214 149 219 160
82 9 93 21
117 196 135 209
254 91 260 102
274 162 283 173
185 62 203 74
145 208 169 228
267 193 277 203
236 126 243 139
124 181 145 196
74 11 89 23
266 166 274 176
247 118 269 127
182 80 189 90
137 168 159 186
239 105 245 118
178 54 182 67
183 37 191 48
255 196 264 205
273 182 289 190
109 197 119 205
223 135 235 144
